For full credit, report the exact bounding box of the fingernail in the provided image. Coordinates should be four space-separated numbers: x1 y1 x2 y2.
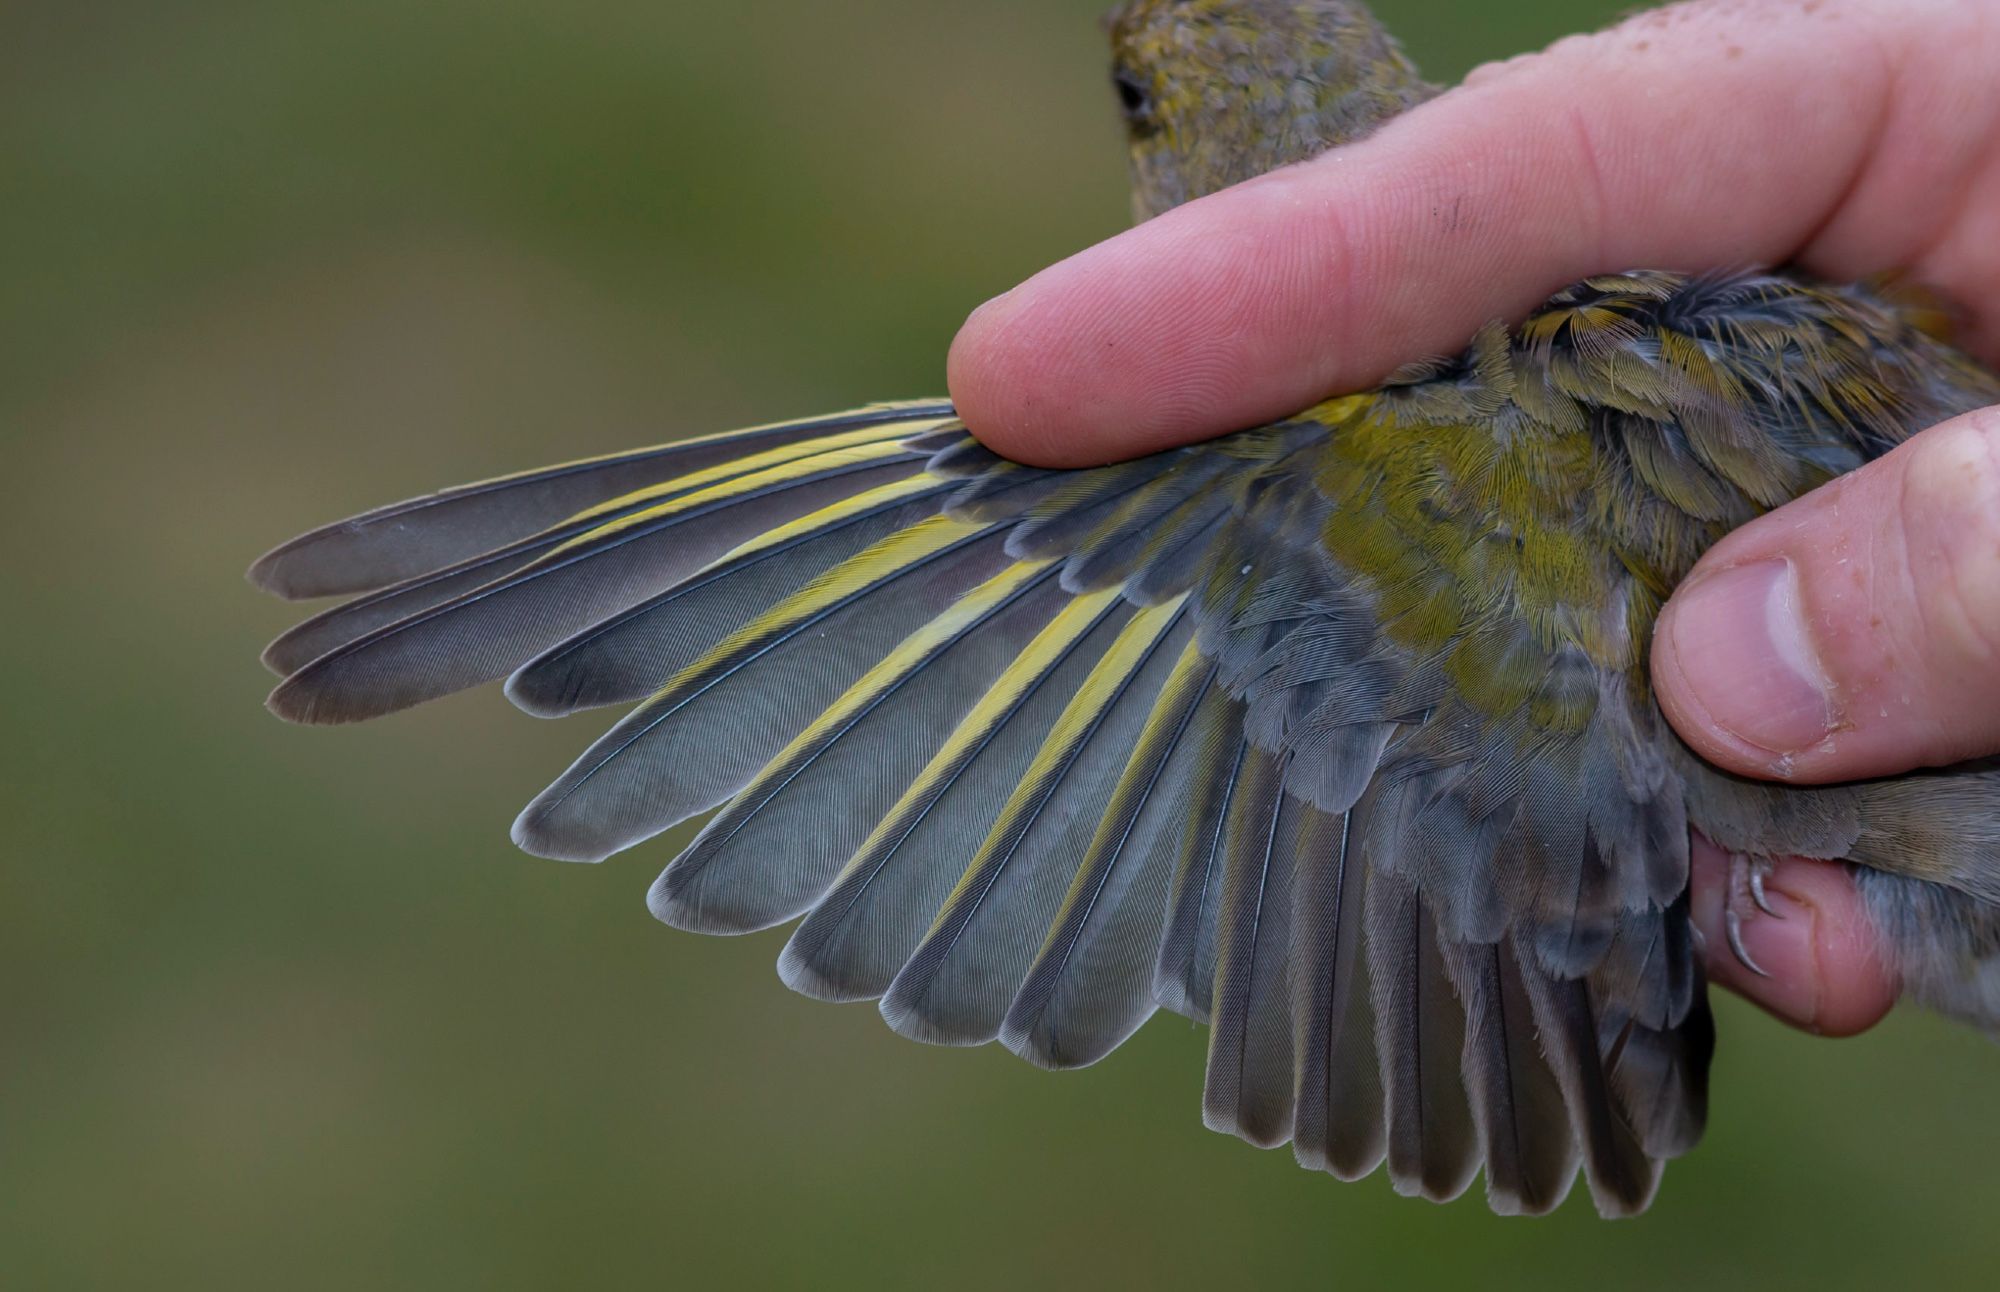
1667 558 1836 756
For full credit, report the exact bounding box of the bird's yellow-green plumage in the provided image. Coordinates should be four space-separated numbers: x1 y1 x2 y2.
251 0 2000 1218
1108 0 1432 218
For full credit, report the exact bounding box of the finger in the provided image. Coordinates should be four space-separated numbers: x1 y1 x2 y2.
1688 835 1897 1036
1654 406 2000 783
950 0 2000 466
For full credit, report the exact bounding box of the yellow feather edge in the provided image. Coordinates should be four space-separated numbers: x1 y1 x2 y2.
829 586 1128 894
663 509 995 697
563 414 956 530
724 558 1061 792
1027 631 1211 971
926 595 1190 939
439 402 954 504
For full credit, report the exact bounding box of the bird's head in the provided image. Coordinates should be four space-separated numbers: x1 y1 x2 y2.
1106 0 1434 220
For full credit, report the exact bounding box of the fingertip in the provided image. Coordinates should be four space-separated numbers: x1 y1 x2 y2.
948 191 1335 467
944 249 1156 467
1690 836 1898 1037
952 290 1040 460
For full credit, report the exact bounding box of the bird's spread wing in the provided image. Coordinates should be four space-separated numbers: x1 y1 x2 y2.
253 270 1999 1217
254 391 1702 1215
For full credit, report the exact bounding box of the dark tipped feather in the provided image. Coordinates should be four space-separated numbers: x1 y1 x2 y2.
269 452 926 725
248 402 953 599
1435 938 1581 1216
262 488 677 677
267 420 952 680
1126 505 1229 604
1289 806 1386 1181
944 463 1072 522
1284 718 1394 816
1401 769 1514 947
1008 461 1192 562
1516 959 1660 1218
882 602 1193 1047
1366 871 1480 1203
777 594 1134 1003
1589 905 1698 1035
1002 644 1216 1069
507 487 982 716
1600 999 1714 1162
1201 753 1303 1149
1059 480 1221 594
1589 902 1710 1159
1152 690 1251 1023
648 564 1066 934
511 511 1011 863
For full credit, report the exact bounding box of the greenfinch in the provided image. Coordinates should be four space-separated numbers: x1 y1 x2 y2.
252 0 2000 1215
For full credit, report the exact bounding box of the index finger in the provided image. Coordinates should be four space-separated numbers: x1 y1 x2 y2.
949 0 1998 466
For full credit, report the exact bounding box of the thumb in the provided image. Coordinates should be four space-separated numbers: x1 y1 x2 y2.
1651 406 2000 1036
1653 405 2000 784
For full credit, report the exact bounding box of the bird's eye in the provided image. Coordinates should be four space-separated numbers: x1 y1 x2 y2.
1113 68 1158 136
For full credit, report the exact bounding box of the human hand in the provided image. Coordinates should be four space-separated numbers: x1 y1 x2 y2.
946 0 2000 1034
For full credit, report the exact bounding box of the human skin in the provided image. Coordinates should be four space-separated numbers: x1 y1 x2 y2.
947 0 2000 1035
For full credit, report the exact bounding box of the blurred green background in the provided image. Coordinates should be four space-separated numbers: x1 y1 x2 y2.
7 1 1998 1287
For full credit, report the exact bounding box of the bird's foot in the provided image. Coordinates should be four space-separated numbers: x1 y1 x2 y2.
1724 853 1782 977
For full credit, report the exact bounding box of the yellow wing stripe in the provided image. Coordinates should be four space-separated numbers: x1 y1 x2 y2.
733 558 1058 788
930 595 1189 931
439 402 955 499
698 470 949 572
560 415 956 529
1032 630 1210 961
544 442 940 560
834 586 1126 887
669 510 992 694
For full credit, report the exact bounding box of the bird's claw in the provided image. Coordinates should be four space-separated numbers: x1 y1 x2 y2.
1724 906 1768 977
1724 854 1782 977
1748 861 1778 917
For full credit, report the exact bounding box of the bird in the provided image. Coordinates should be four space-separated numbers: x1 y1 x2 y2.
250 0 2000 1217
